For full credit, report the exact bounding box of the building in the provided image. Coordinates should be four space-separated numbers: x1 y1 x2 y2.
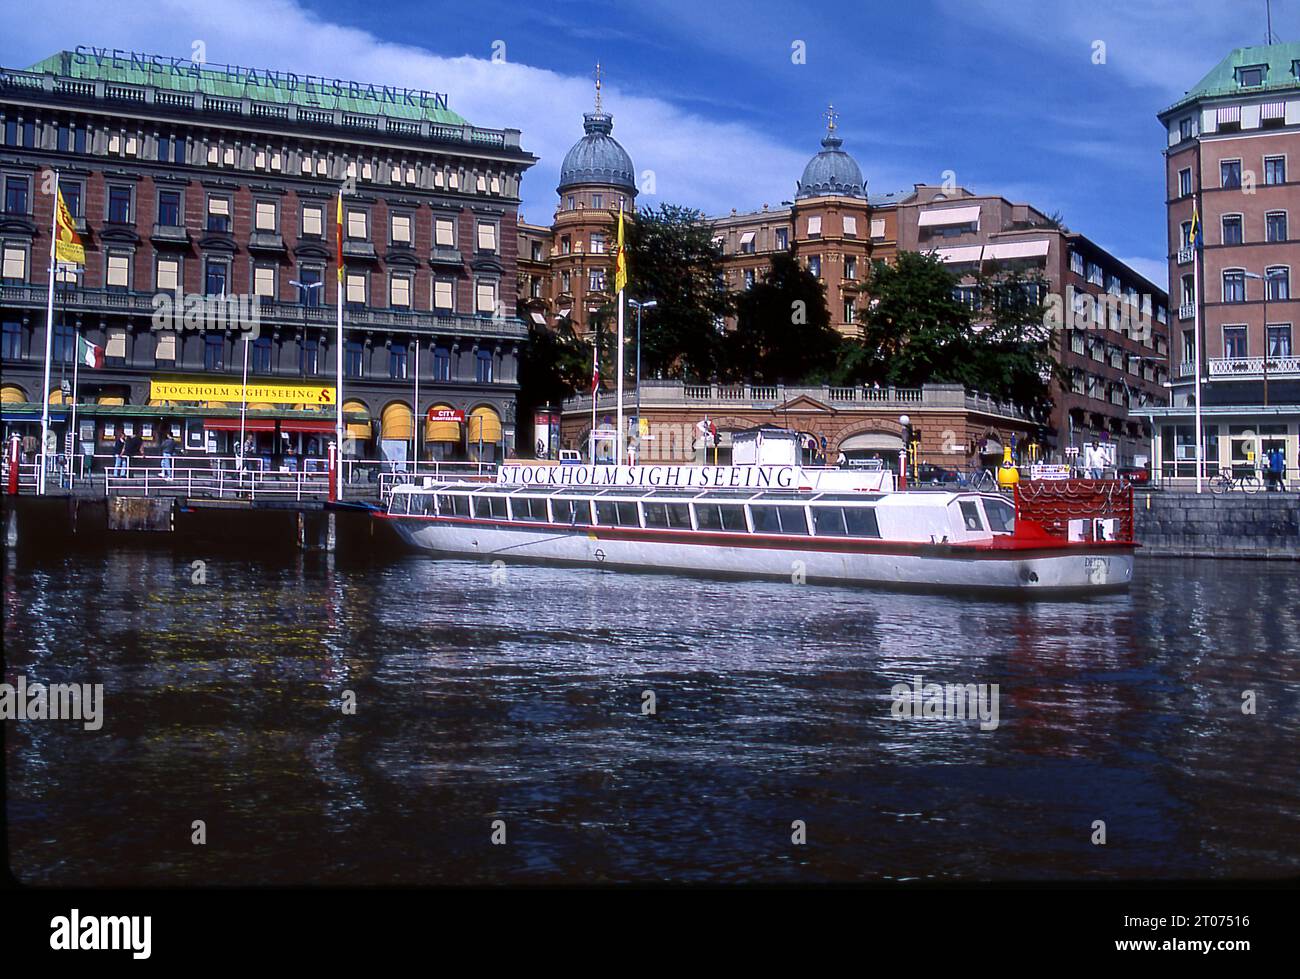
1141 42 1300 484
1 49 535 469
528 101 1168 465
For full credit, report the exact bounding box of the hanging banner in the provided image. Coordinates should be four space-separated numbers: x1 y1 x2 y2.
150 380 336 405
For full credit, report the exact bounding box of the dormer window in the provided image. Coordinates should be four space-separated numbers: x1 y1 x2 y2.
1236 65 1265 87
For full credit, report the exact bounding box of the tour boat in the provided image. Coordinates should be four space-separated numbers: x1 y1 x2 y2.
379 432 1136 596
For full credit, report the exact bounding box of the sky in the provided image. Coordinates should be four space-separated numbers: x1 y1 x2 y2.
3 0 1297 289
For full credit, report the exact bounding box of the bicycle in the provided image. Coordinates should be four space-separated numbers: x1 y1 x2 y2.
1209 468 1261 495
959 468 998 492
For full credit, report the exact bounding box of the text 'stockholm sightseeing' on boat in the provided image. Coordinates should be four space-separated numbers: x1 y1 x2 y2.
379 433 1136 596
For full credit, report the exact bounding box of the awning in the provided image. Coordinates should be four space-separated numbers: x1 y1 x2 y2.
739 231 756 246
467 406 502 444
49 389 68 405
1 385 27 404
205 418 276 432
3 410 65 422
425 404 461 442
97 395 126 406
343 399 370 440
839 432 902 452
1261 102 1285 120
918 205 981 228
806 216 822 235
933 245 984 264
381 402 414 440
280 420 336 434
246 402 275 411
984 239 1050 260
1217 105 1241 124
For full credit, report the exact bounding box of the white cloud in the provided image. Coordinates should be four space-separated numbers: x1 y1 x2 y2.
12 0 816 222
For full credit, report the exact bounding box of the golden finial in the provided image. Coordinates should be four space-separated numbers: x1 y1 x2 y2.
825 103 838 133
595 62 603 113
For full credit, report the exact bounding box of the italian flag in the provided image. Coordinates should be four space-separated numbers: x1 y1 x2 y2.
77 335 104 369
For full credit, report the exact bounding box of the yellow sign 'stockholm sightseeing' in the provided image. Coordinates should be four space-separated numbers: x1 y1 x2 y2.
149 380 336 405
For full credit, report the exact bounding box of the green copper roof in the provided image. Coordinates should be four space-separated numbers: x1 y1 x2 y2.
1161 42 1300 116
25 50 468 126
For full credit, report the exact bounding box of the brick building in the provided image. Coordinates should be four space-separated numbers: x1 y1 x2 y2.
0 49 535 466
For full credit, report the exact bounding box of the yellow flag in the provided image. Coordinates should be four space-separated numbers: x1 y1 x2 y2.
55 188 85 266
336 194 345 282
614 205 628 293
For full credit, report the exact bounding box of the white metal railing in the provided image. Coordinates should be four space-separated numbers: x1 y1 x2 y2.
376 460 497 502
1177 247 1194 265
1178 302 1196 320
1208 356 1300 377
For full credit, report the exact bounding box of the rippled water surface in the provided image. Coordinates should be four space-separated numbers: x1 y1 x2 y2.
5 546 1299 884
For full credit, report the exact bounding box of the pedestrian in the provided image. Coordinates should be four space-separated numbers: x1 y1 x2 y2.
1267 446 1285 492
125 432 143 475
161 432 177 480
112 432 128 477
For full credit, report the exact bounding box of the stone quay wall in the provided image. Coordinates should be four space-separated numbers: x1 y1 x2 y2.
1134 491 1299 559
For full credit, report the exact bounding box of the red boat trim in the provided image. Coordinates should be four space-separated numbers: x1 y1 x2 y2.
375 512 1134 559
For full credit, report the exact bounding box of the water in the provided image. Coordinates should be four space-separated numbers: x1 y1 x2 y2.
5 546 1299 884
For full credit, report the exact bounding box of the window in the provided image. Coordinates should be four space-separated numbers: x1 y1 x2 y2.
204 334 224 370
812 506 880 538
297 267 322 306
390 274 412 308
561 271 571 293
4 175 29 215
1182 330 1194 365
1266 267 1290 301
391 213 411 244
156 257 180 291
594 500 640 527
346 209 367 240
206 196 231 233
2 245 31 289
560 235 572 255
1180 221 1193 248
743 269 755 289
843 298 855 323
476 348 494 383
694 503 747 532
1267 324 1292 358
1181 274 1195 305
53 325 75 364
157 190 182 227
842 214 858 237
1222 270 1245 303
1223 325 1247 358
1221 214 1243 245
435 218 456 248
775 227 789 250
1178 168 1192 197
589 268 605 292
1266 212 1287 242
959 501 985 532
301 204 323 237
432 346 450 381
1070 250 1085 275
204 260 228 296
531 242 543 261
808 255 821 278
345 272 367 305
845 256 857 280
434 280 454 311
642 502 692 529
476 281 497 315
1264 157 1286 185
1220 160 1242 189
389 347 408 380
806 215 822 238
253 265 276 298
1 321 20 360
251 336 273 374
62 182 82 219
749 505 809 536
1237 66 1264 87
299 338 319 375
254 201 277 232
107 186 132 223
106 253 131 291
345 340 365 377
476 222 497 252
1179 117 1194 141
589 232 605 254
591 193 603 209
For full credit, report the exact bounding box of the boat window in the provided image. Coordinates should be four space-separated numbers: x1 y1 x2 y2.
812 506 847 536
436 494 471 517
595 500 640 526
959 500 985 532
391 494 409 515
474 495 509 519
749 505 809 535
694 503 748 532
983 498 1015 533
843 507 881 538
642 501 693 529
552 498 589 524
510 496 549 521
406 495 428 516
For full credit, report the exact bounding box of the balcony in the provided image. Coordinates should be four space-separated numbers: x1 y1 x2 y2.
1178 302 1196 320
248 232 286 253
1208 356 1300 379
1177 247 1194 265
342 240 376 260
151 223 190 246
430 247 463 266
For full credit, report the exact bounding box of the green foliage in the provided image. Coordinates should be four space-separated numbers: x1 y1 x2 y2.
726 251 841 383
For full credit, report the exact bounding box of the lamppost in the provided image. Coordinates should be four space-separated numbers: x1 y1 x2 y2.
1242 269 1283 407
627 298 656 462
898 413 911 489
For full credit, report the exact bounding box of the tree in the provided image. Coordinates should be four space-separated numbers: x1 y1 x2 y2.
600 203 731 381
967 266 1059 415
726 251 842 383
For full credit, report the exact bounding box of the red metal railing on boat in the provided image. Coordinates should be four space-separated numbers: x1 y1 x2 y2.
1013 480 1135 544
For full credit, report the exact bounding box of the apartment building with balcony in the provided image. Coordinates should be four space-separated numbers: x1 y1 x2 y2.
0 49 535 465
1142 42 1300 482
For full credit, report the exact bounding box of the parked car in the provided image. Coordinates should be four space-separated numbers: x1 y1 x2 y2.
1117 466 1152 486
916 463 961 486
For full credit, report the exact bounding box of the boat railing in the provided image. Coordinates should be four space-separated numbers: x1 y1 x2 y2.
1014 479 1135 543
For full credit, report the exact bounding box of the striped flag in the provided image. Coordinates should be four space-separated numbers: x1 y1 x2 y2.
1189 207 1203 249
77 335 103 369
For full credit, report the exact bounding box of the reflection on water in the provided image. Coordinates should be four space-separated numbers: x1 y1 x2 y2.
4 546 1299 884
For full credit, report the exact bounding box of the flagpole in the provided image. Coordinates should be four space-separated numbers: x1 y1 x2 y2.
616 202 626 465
335 192 345 502
38 170 60 496
412 338 420 470
239 334 249 473
1192 178 1204 495
590 332 598 463
70 329 80 484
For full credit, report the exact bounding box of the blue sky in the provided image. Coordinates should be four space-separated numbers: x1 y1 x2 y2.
4 0 1298 286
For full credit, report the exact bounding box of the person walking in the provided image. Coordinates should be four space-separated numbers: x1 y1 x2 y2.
161 432 177 480
1267 446 1285 492
112 432 128 478
125 432 143 476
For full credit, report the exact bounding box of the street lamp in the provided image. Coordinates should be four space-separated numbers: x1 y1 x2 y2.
898 413 911 489
1242 269 1284 407
627 298 657 462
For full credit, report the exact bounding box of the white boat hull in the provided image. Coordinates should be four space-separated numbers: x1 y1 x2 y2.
381 516 1134 595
